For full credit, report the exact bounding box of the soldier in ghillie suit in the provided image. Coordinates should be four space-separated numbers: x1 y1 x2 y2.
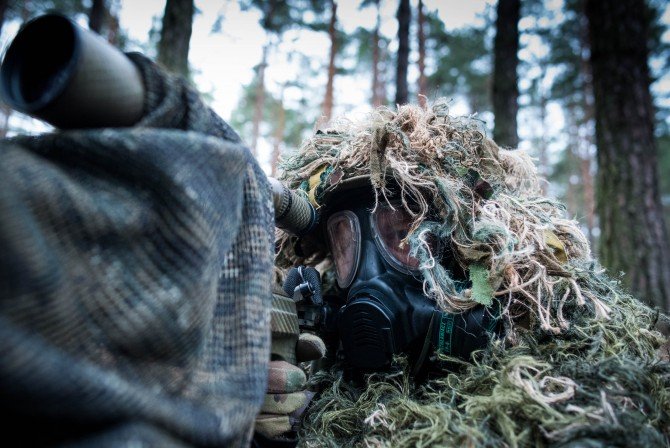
272 99 670 447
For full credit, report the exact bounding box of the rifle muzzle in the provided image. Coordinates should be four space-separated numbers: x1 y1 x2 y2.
0 14 144 129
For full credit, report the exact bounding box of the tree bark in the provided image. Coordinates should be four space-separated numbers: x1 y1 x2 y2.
395 0 410 105
565 107 580 218
537 79 548 194
0 105 11 138
417 0 427 108
322 0 337 123
0 0 16 136
251 44 269 158
587 0 670 311
271 89 286 177
157 0 194 77
251 3 281 157
371 0 382 107
379 36 388 106
578 7 597 249
492 0 520 148
579 152 596 248
21 0 29 22
88 0 107 34
107 10 120 45
0 0 8 37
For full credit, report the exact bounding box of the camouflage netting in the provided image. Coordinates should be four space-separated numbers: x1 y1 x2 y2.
0 54 274 447
274 100 670 447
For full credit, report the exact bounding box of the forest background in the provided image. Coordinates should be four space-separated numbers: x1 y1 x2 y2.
1 0 669 317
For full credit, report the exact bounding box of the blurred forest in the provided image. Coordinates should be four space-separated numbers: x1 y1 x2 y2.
1 0 669 311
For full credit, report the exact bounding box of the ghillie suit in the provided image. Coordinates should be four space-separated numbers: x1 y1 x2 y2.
275 100 670 447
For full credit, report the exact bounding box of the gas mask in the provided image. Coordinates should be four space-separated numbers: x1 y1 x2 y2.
286 185 502 376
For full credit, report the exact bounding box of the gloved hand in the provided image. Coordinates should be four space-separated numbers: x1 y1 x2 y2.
255 333 326 441
254 285 326 444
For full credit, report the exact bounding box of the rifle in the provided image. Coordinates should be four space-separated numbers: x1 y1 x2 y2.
1 14 322 362
1 14 318 236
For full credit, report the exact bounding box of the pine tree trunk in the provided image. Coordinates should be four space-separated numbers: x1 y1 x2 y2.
0 0 8 37
587 0 670 311
377 1 388 108
579 154 596 248
0 105 11 138
322 0 337 123
417 0 427 108
271 90 286 177
251 44 269 158
579 0 596 248
492 0 520 148
157 0 194 77
395 0 410 105
89 0 107 34
371 1 382 107
379 41 388 106
21 0 29 21
0 0 18 135
538 82 548 194
0 0 8 135
107 11 120 45
565 110 580 219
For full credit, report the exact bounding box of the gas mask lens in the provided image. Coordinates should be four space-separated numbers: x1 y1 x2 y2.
326 211 361 288
372 204 420 271
327 204 424 287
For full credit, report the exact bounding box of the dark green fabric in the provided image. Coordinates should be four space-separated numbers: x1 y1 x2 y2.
0 54 274 447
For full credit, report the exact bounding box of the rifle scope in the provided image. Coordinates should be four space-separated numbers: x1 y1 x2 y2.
0 14 319 236
0 14 144 129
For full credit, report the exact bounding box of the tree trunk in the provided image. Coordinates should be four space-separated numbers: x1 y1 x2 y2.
271 89 286 177
0 0 8 135
579 153 596 248
538 80 548 194
88 0 107 34
322 0 337 123
251 44 269 158
395 0 410 105
157 0 194 77
417 0 427 108
492 0 520 148
0 0 18 136
578 5 597 249
379 37 388 106
0 0 8 37
565 108 580 219
21 0 29 22
371 0 382 107
0 105 11 138
107 10 120 45
587 0 670 311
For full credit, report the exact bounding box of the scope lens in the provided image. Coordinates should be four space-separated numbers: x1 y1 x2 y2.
1 15 77 111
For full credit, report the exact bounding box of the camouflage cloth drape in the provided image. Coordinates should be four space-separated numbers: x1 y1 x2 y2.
0 53 274 447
